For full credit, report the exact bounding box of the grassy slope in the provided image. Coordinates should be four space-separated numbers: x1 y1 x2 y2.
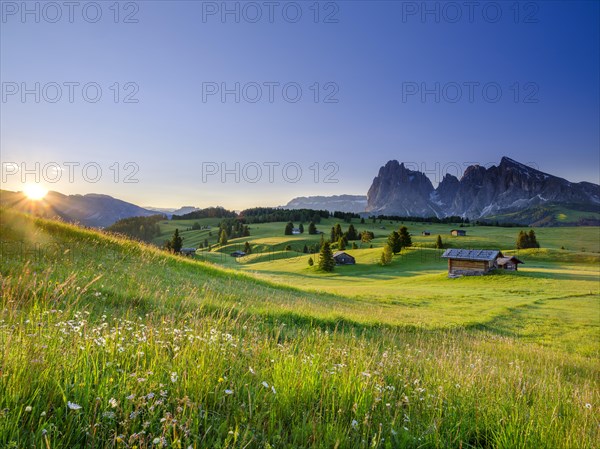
1 209 599 448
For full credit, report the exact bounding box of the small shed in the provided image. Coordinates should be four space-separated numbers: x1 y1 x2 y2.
441 249 502 276
422 230 431 236
180 248 196 256
450 229 467 236
333 251 355 265
230 251 246 257
497 256 524 271
292 228 301 235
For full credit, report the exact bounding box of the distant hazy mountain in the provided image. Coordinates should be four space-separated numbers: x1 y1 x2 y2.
1 190 159 227
145 206 200 218
366 157 600 220
282 195 367 213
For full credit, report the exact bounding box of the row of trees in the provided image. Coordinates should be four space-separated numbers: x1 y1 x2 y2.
105 214 165 242
516 230 540 249
241 207 328 224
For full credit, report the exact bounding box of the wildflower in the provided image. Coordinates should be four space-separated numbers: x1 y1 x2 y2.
224 389 233 395
152 438 161 445
585 403 592 409
249 367 255 375
351 419 358 428
67 401 82 410
271 386 276 395
170 372 178 383
262 381 269 388
40 411 46 417
109 398 118 408
218 377 225 383
126 394 135 400
25 406 32 412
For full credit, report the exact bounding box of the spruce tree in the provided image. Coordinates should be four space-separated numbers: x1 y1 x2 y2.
170 228 183 253
435 235 444 249
334 224 343 241
244 241 251 254
308 222 317 235
347 224 358 241
528 229 540 248
284 222 294 235
318 242 335 272
299 223 304 234
399 226 412 247
387 231 402 254
219 229 228 246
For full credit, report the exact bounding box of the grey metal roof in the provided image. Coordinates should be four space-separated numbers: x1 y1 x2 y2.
333 251 353 257
441 249 501 261
497 256 524 265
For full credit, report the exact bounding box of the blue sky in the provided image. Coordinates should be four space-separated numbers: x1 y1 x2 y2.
1 0 599 209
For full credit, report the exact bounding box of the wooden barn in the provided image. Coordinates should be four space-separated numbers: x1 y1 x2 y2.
441 249 502 276
422 230 431 236
450 229 467 236
333 251 355 265
180 248 196 256
496 256 524 271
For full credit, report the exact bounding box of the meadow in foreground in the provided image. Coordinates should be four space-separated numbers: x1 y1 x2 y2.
0 209 598 448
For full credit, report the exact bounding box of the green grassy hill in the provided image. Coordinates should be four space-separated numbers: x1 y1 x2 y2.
1 208 599 448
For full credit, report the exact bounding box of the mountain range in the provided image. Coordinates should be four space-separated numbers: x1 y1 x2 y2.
365 157 600 220
2 156 598 227
0 190 159 228
281 195 367 213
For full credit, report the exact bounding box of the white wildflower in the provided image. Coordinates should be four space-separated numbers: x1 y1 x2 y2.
224 389 233 395
170 372 178 383
262 381 269 388
25 406 32 412
351 419 358 428
108 398 118 408
67 401 82 410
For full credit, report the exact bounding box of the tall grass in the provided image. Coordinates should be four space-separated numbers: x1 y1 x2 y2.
0 209 598 448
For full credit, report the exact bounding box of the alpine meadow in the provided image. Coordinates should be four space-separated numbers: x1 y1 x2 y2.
1 1 599 448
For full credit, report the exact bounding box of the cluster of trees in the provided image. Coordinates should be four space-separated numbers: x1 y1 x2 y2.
332 211 360 222
516 230 540 249
381 226 412 265
218 218 250 243
370 214 470 224
172 207 236 220
240 207 328 224
284 222 304 235
105 215 164 242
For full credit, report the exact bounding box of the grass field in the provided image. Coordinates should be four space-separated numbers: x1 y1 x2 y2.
1 208 599 448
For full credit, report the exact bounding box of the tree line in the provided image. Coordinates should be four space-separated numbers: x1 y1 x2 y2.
105 215 165 242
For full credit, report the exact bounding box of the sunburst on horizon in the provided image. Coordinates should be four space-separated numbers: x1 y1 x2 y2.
23 184 48 201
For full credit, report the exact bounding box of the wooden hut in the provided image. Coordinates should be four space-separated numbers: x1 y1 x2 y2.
441 249 502 276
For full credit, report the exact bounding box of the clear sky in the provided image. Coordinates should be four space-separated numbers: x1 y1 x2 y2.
1 0 599 209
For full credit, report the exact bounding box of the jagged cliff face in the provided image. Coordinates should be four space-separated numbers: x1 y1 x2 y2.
366 160 436 216
366 157 600 218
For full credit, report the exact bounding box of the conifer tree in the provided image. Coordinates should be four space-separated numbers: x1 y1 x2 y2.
318 242 335 272
170 228 183 253
398 226 412 247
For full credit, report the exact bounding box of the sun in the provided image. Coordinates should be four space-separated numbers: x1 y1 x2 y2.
23 184 48 200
